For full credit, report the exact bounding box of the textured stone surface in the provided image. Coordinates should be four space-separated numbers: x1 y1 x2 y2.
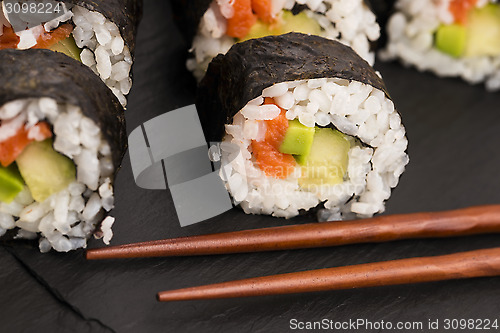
2 0 500 332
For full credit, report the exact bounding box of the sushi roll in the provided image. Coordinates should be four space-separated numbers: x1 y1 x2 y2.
365 0 397 47
197 33 409 220
0 49 126 252
172 0 381 80
381 0 500 91
0 0 142 106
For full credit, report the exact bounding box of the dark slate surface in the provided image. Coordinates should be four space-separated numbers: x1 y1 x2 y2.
2 0 500 332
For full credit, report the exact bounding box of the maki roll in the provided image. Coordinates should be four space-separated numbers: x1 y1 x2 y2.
381 0 500 91
365 0 397 47
0 49 126 252
197 33 408 220
172 0 381 80
0 0 142 106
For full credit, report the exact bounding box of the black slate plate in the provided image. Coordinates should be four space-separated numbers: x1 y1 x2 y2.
2 1 500 332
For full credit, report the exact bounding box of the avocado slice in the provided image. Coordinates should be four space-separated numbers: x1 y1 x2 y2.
241 10 322 42
298 128 350 188
435 24 467 57
16 139 76 202
0 164 24 203
435 4 500 58
279 120 315 156
464 4 500 57
49 36 82 62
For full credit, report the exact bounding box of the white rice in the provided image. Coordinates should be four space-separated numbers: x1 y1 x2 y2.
217 78 409 220
380 0 500 91
0 98 115 252
187 0 380 80
0 2 132 106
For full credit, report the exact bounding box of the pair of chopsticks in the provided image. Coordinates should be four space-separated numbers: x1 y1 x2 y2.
86 204 500 302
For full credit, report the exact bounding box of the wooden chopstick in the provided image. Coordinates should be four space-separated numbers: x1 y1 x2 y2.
157 247 500 302
86 205 500 260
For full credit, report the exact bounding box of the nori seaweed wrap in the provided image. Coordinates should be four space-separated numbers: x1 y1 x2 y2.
171 0 380 80
0 0 143 106
170 0 211 43
60 0 142 56
0 49 126 252
196 33 408 220
198 33 389 142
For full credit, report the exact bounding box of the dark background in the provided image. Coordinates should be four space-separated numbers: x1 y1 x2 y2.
2 0 500 332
